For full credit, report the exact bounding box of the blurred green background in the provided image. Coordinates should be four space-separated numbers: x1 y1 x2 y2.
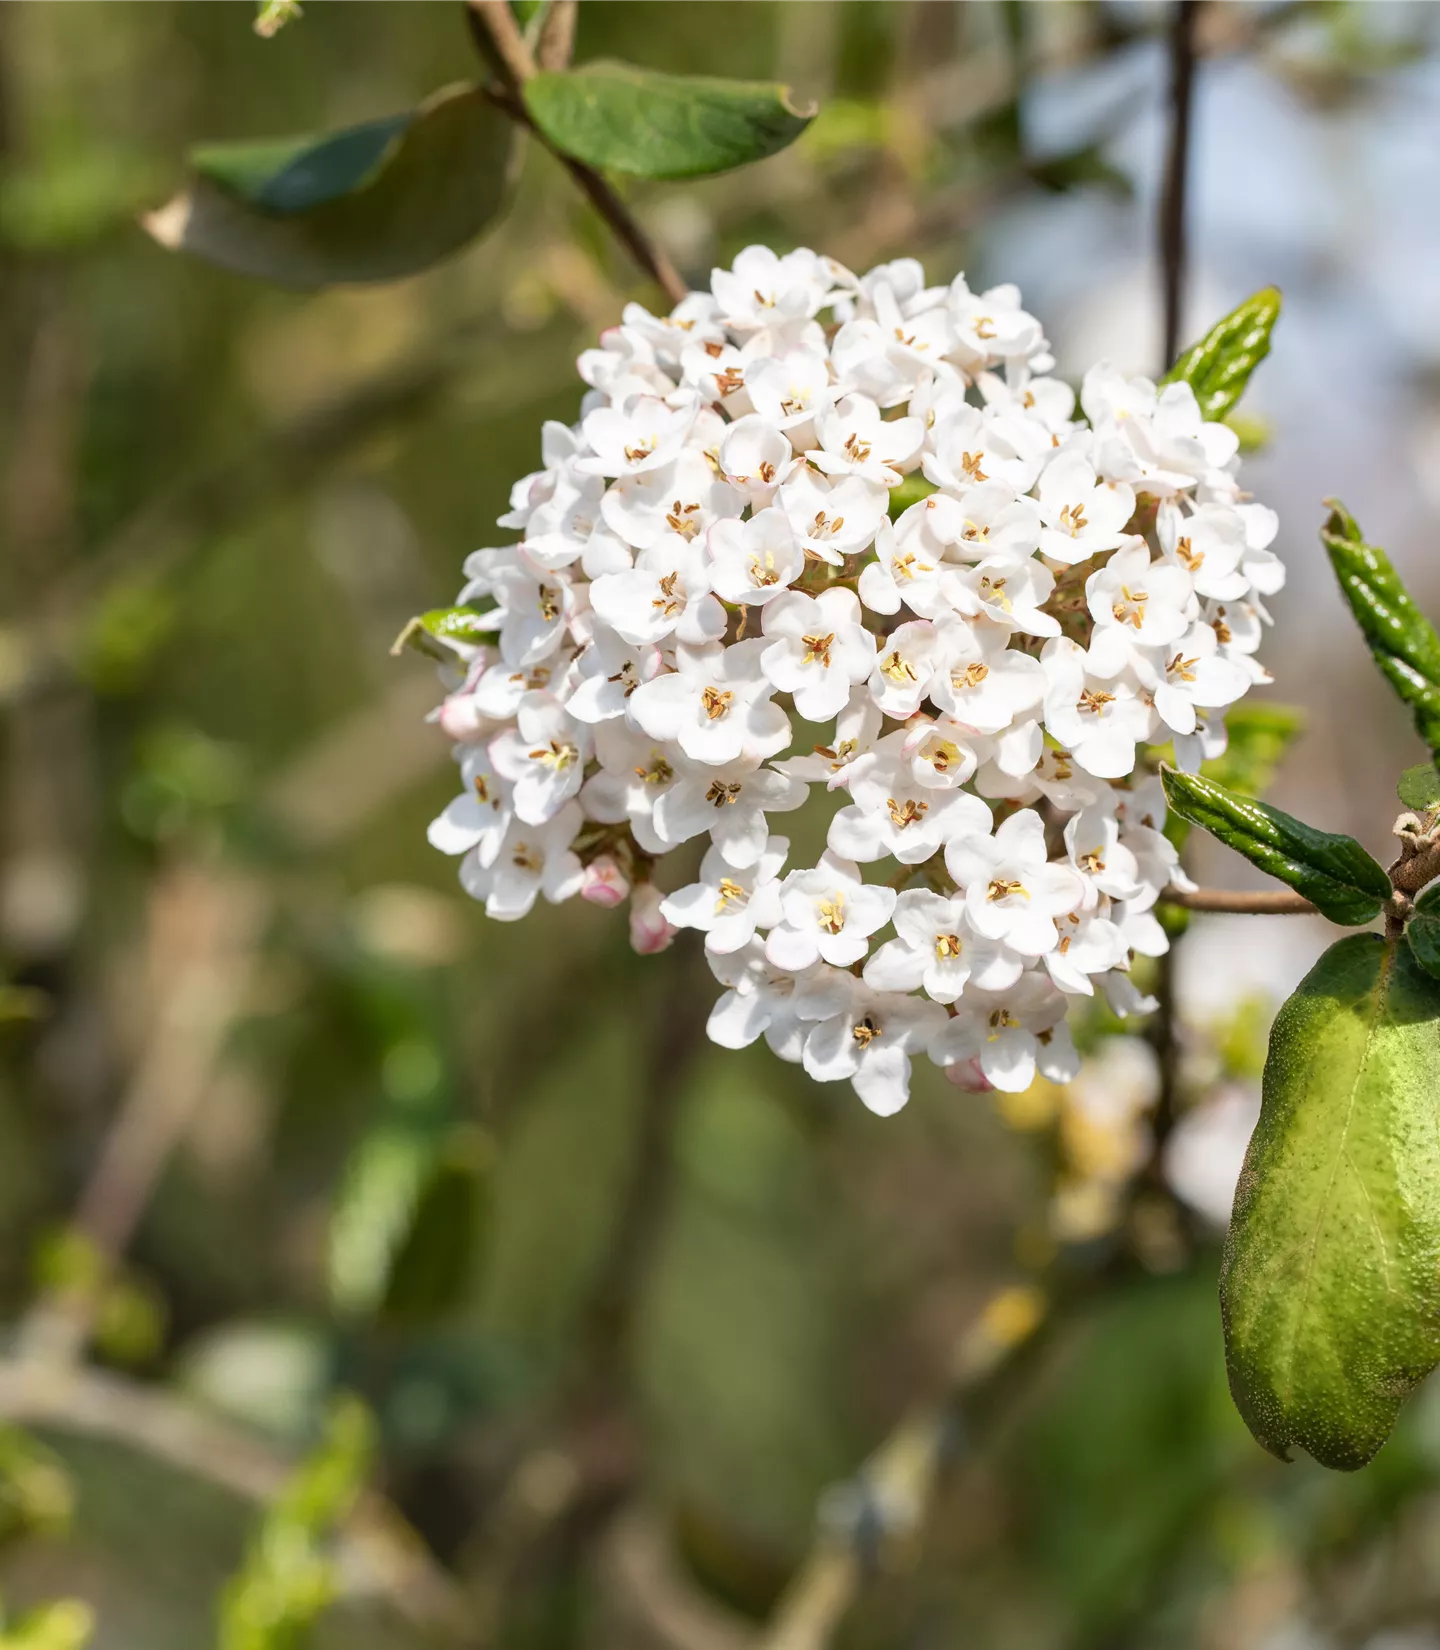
5 2 1440 1647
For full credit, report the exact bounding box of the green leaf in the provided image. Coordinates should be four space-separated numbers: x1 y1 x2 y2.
1221 932 1440 1469
1405 913 1440 979
391 603 496 662
144 83 515 287
522 62 816 180
1398 763 1440 810
380 1128 492 1325
1161 767 1391 926
1323 501 1440 760
1161 286 1281 421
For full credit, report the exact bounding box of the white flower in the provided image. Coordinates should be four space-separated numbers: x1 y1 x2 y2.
578 393 699 477
803 978 948 1115
1036 450 1136 565
601 448 744 552
469 552 573 668
901 714 981 789
718 413 800 501
868 620 941 718
946 555 1059 638
566 624 661 723
928 972 1076 1093
777 469 890 567
948 275 1044 365
829 738 992 864
864 889 1022 1002
766 851 897 970
705 941 850 1058
590 534 725 648
1155 500 1249 601
773 688 883 790
459 802 584 921
427 744 510 868
808 394 923 486
760 587 876 722
1136 620 1251 738
629 882 676 953
929 618 1046 733
924 403 1047 496
1086 541 1193 650
1063 801 1143 908
489 694 592 825
707 509 805 606
627 641 790 767
651 759 806 868
746 348 834 440
1043 908 1129 995
858 517 946 617
944 808 1084 957
711 246 832 333
661 836 789 953
580 721 679 854
1041 637 1155 780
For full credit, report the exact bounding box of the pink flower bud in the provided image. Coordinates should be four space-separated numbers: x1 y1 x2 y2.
437 693 492 742
628 884 675 954
581 855 630 908
942 1056 993 1093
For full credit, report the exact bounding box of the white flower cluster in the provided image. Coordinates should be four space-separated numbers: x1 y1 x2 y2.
426 246 1284 1116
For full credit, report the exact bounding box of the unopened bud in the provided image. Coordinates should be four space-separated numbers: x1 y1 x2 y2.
942 1055 993 1093
581 855 629 908
628 883 675 954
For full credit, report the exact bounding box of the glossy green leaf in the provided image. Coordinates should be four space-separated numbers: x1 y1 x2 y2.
522 62 815 180
1222 933 1440 1469
391 603 496 662
144 84 514 287
1323 501 1440 760
1161 767 1391 926
1162 287 1282 421
1399 762 1440 810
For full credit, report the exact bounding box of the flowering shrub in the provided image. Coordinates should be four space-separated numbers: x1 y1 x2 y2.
423 246 1283 1117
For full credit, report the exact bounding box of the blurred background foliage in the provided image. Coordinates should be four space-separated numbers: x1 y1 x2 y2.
5 2 1440 1647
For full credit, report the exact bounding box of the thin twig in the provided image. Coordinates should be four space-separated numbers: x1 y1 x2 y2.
1159 0 1202 366
466 0 688 306
1160 885 1316 914
536 0 578 72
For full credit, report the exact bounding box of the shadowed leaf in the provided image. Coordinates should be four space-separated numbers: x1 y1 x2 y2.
144 84 514 287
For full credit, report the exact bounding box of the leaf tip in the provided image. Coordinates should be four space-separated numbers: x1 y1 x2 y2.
779 85 819 120
140 192 193 251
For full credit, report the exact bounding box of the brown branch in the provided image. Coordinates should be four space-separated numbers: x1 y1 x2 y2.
1159 0 1202 366
1160 885 1317 914
466 0 688 307
536 0 578 72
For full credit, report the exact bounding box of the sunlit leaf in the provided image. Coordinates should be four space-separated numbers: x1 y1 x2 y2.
1398 762 1440 811
390 603 496 662
144 84 515 287
522 62 815 180
1222 933 1440 1469
1323 501 1440 762
1162 287 1281 421
1162 767 1390 926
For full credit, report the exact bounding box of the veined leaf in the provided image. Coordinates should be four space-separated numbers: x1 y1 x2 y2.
1323 501 1440 761
1162 767 1390 925
1399 762 1440 811
144 84 514 287
1162 287 1281 421
1222 933 1440 1469
523 62 815 180
1405 912 1440 979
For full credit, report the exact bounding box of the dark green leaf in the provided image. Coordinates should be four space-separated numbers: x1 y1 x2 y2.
1162 287 1282 421
144 84 515 287
1323 501 1440 760
1222 932 1440 1469
1406 913 1440 978
391 603 496 661
1399 763 1440 810
1162 767 1390 925
522 62 815 180
1415 880 1440 915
